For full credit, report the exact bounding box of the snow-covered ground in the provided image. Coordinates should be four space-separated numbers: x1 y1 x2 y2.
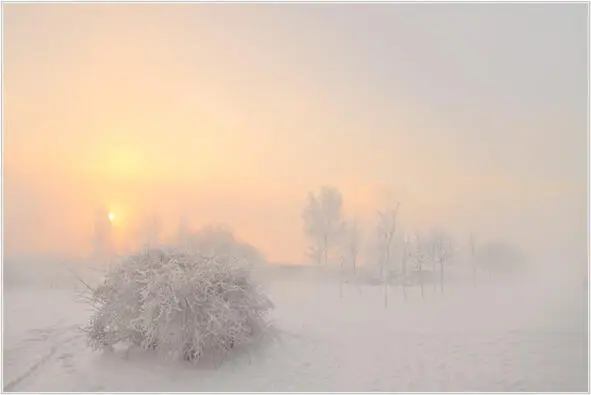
3 267 588 392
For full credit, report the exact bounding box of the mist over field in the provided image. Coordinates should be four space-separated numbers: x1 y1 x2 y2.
3 2 588 392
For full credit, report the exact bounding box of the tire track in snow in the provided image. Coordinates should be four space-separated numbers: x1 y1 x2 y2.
3 346 58 392
3 324 84 392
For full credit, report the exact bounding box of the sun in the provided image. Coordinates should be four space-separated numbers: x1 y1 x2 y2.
108 212 115 222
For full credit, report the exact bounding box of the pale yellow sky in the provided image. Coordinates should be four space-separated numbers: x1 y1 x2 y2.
3 3 587 264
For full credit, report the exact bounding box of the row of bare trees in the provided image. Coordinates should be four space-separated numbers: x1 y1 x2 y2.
302 186 526 305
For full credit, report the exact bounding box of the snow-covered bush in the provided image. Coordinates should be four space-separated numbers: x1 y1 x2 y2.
82 233 274 362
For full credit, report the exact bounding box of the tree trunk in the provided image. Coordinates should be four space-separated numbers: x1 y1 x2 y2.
419 266 425 299
383 243 390 308
432 256 437 292
402 248 407 302
440 260 444 293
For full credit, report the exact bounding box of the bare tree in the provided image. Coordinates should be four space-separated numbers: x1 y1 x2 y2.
428 237 438 292
429 229 455 293
401 232 409 301
302 186 345 266
410 232 428 299
376 202 401 308
306 245 323 266
344 219 361 275
336 220 362 300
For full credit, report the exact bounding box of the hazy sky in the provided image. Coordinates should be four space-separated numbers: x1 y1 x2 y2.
4 3 588 264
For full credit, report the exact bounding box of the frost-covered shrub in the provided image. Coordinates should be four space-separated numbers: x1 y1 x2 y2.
82 235 274 362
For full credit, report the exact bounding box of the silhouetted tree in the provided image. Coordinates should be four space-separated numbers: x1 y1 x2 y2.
428 229 455 293
376 202 400 308
344 219 361 275
410 232 428 299
401 232 409 301
302 186 345 266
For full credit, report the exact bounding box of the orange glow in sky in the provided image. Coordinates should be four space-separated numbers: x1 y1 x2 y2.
3 4 586 265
